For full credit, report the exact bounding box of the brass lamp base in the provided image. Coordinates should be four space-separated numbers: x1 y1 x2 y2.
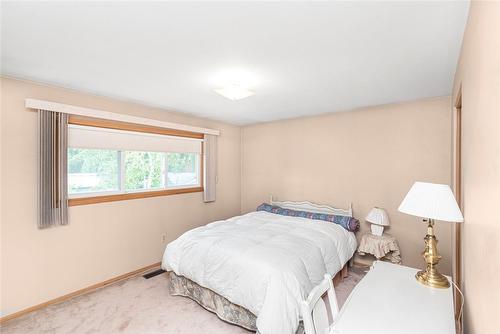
416 219 450 289
416 269 450 288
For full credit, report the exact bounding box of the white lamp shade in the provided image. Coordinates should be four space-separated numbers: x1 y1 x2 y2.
398 182 464 223
365 207 390 226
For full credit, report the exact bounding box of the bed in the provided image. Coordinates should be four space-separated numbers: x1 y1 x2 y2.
161 198 358 334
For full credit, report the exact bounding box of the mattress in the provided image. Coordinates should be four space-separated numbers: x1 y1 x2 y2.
162 211 357 334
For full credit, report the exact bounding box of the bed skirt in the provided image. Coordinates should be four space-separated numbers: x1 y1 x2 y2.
169 271 263 332
168 263 349 333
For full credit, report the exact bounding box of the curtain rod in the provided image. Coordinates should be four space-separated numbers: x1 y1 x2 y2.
25 98 220 136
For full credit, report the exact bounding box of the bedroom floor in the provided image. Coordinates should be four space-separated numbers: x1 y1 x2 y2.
1 267 367 334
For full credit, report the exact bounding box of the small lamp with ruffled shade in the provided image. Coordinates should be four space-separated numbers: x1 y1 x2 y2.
365 207 390 236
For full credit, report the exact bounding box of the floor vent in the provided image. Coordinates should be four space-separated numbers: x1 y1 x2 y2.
143 269 166 279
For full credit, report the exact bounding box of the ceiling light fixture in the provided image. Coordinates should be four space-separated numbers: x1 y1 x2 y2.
214 84 255 101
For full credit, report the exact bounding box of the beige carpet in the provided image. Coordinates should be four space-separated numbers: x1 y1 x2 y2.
1 267 366 334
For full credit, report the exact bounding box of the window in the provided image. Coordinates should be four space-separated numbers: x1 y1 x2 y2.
124 151 165 191
67 122 203 205
166 152 200 188
68 148 120 194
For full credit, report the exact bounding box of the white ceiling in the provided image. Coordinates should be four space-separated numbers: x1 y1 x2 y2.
1 1 469 125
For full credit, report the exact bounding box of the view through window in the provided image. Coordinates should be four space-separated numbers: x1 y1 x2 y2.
68 149 200 196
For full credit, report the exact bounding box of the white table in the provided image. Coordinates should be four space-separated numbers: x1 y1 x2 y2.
332 261 455 334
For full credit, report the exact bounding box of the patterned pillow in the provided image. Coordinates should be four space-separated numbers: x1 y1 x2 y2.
256 203 359 232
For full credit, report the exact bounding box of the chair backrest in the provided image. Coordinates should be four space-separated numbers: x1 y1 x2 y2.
301 274 340 334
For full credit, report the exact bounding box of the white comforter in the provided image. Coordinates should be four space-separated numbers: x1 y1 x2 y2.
162 211 357 334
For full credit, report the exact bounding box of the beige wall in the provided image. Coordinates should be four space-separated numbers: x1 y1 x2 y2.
0 77 241 316
452 2 500 333
242 97 453 272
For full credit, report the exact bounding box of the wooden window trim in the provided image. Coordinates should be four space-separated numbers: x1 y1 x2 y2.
69 187 204 206
68 116 204 206
68 115 204 139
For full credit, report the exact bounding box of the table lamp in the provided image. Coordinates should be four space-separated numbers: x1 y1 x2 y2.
365 207 390 236
398 182 464 288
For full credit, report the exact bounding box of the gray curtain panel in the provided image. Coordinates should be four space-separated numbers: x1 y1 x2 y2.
203 134 217 202
38 109 69 228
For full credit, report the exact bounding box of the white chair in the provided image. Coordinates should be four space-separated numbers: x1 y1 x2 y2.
301 274 340 334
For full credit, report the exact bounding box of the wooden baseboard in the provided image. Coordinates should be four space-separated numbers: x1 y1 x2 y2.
0 262 162 325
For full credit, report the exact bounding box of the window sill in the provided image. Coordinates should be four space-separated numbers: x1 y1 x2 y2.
68 187 204 206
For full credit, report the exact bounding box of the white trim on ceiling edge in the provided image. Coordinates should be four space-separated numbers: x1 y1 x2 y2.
25 98 220 136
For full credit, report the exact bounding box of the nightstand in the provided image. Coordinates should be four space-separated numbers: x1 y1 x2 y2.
332 261 455 334
357 233 402 264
